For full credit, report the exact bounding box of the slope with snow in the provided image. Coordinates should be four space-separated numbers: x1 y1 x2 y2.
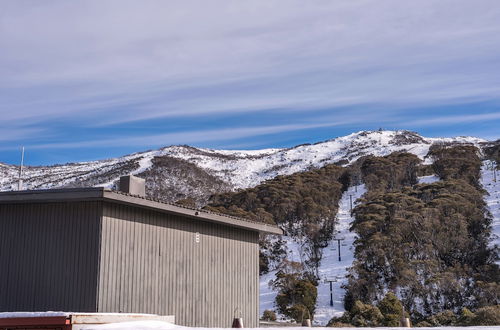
163 130 484 189
481 161 500 262
0 130 486 194
259 238 303 320
314 184 366 325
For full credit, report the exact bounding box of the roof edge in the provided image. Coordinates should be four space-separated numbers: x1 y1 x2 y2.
102 190 283 235
0 188 283 235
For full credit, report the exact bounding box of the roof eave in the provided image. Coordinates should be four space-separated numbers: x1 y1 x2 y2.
102 190 283 235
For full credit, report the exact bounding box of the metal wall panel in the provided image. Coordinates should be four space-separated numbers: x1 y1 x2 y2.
0 202 101 312
98 202 260 327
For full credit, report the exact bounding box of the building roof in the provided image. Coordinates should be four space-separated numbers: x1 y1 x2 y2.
0 188 283 235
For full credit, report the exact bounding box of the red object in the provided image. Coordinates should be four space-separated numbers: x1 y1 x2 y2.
0 316 71 330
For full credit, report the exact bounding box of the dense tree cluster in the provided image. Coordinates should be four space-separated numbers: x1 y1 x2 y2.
205 164 349 274
142 155 231 205
360 152 420 193
344 147 499 320
270 260 318 322
428 144 482 186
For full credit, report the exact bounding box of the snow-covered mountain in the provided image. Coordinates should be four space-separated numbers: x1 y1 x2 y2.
0 130 490 204
2 129 499 325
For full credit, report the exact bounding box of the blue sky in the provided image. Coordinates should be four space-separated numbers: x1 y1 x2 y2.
1 1 500 165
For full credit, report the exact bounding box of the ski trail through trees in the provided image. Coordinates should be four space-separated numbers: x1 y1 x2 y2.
314 184 366 325
481 161 500 264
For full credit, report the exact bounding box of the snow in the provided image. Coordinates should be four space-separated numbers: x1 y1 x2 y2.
0 314 498 329
198 148 282 157
80 320 499 330
1 130 486 193
418 175 440 184
161 130 452 189
259 238 303 319
132 151 159 175
314 184 366 326
259 270 278 316
481 161 500 262
258 183 369 325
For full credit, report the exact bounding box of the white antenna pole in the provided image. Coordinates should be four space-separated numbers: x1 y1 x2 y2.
18 146 25 191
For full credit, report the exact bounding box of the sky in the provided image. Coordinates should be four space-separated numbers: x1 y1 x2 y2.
1 0 500 165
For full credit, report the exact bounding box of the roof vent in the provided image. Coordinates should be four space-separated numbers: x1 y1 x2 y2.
119 175 146 197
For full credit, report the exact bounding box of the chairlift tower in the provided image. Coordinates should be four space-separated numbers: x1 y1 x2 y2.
331 234 346 262
324 276 341 307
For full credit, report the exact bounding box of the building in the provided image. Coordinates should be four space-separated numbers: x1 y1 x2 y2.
0 176 282 327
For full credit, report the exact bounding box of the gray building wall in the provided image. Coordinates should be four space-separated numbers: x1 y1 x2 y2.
0 201 101 312
98 202 260 327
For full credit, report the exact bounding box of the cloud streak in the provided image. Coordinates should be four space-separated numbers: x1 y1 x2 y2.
409 112 500 126
20 119 361 150
1 1 500 163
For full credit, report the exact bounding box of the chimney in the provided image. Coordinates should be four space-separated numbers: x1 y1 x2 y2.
119 175 146 197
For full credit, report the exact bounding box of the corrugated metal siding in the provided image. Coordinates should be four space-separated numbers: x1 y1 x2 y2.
0 201 101 312
98 202 260 327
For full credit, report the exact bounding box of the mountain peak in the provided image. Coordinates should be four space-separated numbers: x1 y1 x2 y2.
0 130 490 197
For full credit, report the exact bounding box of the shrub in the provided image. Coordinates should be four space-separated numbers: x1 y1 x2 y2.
414 320 432 327
261 309 277 322
458 307 475 326
326 312 352 327
287 304 308 323
327 322 352 327
427 310 457 326
377 292 404 326
350 300 383 327
473 305 500 325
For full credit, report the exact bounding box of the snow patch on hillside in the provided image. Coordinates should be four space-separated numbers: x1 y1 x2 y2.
0 130 486 193
314 184 366 325
418 175 440 184
161 130 484 189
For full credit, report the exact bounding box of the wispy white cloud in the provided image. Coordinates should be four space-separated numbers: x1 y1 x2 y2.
0 127 47 142
1 0 500 162
21 119 359 150
408 112 500 126
1 0 500 125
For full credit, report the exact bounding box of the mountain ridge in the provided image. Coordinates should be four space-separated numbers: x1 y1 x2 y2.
0 130 492 205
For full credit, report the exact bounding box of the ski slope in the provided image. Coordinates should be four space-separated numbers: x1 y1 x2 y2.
259 185 366 324
314 184 366 325
260 168 499 325
481 161 500 262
